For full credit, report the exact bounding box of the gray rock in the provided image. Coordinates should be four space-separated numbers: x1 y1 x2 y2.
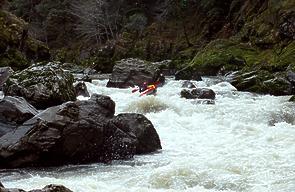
0 96 38 137
74 82 90 97
106 58 162 88
0 96 38 125
107 113 162 154
0 67 13 88
181 88 216 100
181 80 196 88
0 184 72 192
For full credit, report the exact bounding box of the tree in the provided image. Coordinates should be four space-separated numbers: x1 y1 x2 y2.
71 0 124 45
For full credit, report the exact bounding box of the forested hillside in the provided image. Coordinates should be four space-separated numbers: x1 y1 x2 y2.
1 0 294 74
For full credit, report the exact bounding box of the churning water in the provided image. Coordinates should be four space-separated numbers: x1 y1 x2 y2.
1 77 295 192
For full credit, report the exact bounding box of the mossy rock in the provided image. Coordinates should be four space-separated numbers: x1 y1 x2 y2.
276 42 295 70
4 62 76 109
190 39 257 75
231 70 293 95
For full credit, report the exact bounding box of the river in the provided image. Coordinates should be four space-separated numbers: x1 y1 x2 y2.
1 77 295 192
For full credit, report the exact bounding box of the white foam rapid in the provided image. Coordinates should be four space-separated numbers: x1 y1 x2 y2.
1 77 295 192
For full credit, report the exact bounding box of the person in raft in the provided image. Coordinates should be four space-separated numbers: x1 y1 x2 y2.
139 82 157 95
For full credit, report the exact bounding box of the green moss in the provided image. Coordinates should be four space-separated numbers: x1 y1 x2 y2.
275 42 295 70
190 39 260 75
0 48 29 70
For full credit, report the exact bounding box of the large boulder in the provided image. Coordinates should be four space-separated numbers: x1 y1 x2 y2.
229 70 294 95
0 94 115 168
3 62 76 109
0 96 38 137
0 94 161 168
106 58 162 88
181 88 216 100
0 184 72 192
107 113 162 154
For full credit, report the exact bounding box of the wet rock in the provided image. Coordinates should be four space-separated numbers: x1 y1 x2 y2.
0 181 3 187
175 66 202 81
106 58 162 88
74 82 90 97
181 88 216 100
181 80 196 88
286 70 295 85
0 96 38 124
0 94 161 168
0 94 114 168
107 113 161 154
0 96 38 137
29 184 73 192
3 62 76 109
0 184 72 192
84 67 97 75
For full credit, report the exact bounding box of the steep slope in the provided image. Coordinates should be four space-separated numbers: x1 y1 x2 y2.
0 9 50 70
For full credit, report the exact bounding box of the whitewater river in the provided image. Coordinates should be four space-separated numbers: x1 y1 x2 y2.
1 77 295 192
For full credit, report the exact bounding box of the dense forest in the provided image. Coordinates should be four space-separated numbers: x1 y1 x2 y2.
0 0 294 81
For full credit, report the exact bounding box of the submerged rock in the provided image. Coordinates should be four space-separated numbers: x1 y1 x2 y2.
3 62 76 109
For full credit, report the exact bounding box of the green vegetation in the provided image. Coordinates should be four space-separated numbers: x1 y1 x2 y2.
0 10 50 70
